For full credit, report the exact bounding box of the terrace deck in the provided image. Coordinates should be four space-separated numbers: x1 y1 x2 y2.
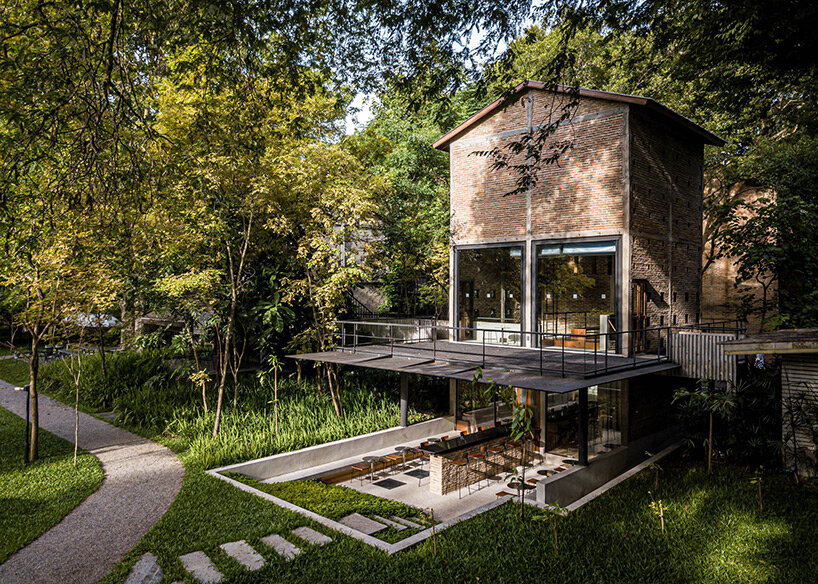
290 340 679 394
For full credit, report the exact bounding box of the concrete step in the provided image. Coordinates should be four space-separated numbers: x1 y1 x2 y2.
391 516 424 529
372 515 407 531
179 551 222 584
338 513 387 535
291 527 332 546
219 541 265 571
260 534 301 560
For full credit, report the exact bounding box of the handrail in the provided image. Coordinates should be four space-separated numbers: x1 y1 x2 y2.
333 318 746 380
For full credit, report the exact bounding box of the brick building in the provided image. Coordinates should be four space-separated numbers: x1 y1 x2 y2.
294 82 741 506
434 80 723 348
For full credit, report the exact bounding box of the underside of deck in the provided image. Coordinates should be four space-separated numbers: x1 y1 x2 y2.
290 340 679 393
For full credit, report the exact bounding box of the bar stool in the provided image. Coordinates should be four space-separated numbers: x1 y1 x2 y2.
487 444 506 475
448 458 468 498
467 450 487 492
351 461 370 485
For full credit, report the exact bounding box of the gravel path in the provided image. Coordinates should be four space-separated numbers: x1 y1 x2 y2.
0 380 184 584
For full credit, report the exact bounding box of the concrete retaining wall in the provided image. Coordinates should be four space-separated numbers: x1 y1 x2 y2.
213 417 456 481
536 425 682 506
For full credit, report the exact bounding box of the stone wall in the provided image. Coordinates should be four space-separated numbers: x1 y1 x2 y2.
429 438 524 496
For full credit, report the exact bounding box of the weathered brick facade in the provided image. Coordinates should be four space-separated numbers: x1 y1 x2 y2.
436 82 723 343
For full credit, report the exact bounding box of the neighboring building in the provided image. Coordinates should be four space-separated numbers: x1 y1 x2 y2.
293 81 740 505
723 329 818 477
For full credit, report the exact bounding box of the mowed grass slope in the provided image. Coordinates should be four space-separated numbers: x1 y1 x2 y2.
0 406 104 564
102 454 818 584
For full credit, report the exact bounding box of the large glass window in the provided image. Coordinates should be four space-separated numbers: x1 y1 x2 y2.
537 240 616 344
456 380 513 431
457 245 523 344
588 382 623 457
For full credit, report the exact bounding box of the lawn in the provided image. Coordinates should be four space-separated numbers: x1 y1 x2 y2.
0 406 105 564
227 475 433 542
0 358 30 387
100 453 818 584
25 353 818 583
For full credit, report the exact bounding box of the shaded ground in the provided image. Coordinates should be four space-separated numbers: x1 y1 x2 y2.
104 451 818 584
0 381 184 584
0 405 104 563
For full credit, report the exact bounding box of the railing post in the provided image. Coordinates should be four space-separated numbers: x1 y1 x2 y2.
539 333 543 375
561 336 565 377
433 324 437 362
353 322 358 354
482 330 486 368
390 324 394 356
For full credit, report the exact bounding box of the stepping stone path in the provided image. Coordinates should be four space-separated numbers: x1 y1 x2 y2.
178 528 333 582
220 540 265 571
391 516 424 529
292 526 332 546
261 534 301 560
179 551 222 584
124 553 163 584
338 513 388 535
373 515 407 531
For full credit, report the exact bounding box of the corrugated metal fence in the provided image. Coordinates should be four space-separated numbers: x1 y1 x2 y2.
670 331 739 383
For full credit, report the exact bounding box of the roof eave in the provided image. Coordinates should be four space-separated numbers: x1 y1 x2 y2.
432 80 725 151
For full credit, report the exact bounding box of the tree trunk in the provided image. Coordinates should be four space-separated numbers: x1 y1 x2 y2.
74 358 81 467
273 366 279 436
98 326 107 378
28 338 40 462
326 364 343 418
707 410 713 474
189 324 207 413
212 316 233 438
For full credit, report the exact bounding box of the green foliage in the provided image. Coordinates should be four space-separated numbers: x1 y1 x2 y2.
0 358 30 386
674 368 781 468
0 406 104 563
227 475 431 542
103 453 818 584
39 350 172 411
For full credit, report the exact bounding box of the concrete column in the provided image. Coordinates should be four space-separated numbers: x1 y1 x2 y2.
449 379 458 418
400 373 409 427
578 387 589 465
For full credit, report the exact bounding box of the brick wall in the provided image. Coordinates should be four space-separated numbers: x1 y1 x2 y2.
450 89 625 244
629 109 703 326
446 87 708 335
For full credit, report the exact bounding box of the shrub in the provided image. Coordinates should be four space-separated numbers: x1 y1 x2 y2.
40 349 172 410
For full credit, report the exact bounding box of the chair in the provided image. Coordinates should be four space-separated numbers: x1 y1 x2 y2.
487 444 506 475
351 462 369 485
383 453 403 474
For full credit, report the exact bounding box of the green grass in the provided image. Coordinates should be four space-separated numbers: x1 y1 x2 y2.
100 453 818 584
226 475 433 542
0 358 30 386
39 351 436 469
0 406 104 564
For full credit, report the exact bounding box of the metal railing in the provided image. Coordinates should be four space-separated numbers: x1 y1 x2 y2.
333 319 744 379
